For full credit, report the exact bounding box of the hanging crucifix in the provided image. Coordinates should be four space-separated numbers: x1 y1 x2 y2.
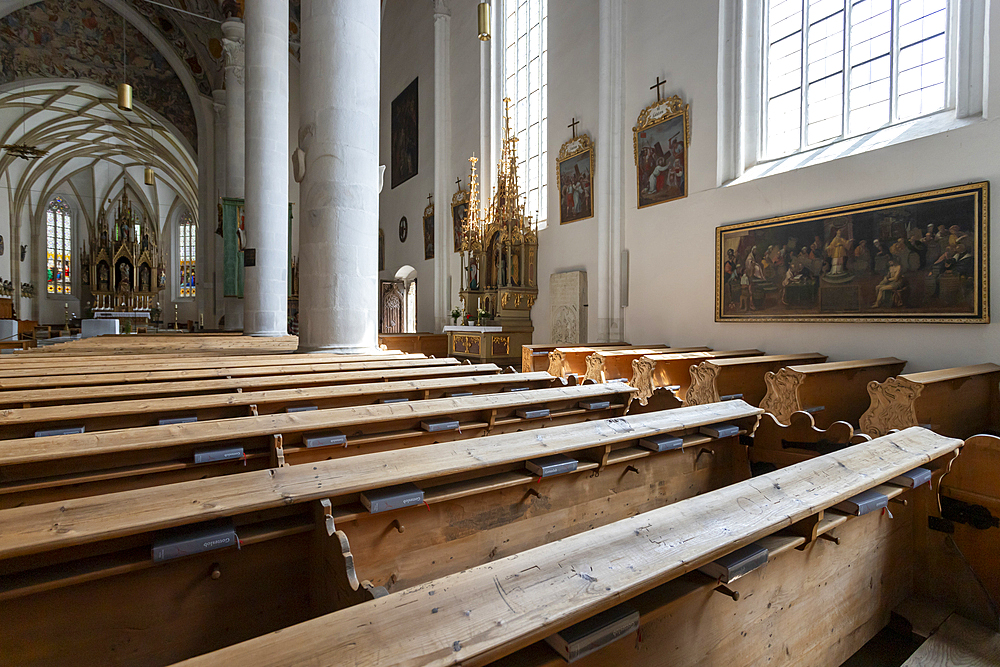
455 176 463 192
650 76 667 102
567 117 580 139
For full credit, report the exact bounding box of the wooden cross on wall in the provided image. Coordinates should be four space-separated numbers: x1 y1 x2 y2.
650 76 667 102
568 117 580 139
455 177 463 192
427 193 433 205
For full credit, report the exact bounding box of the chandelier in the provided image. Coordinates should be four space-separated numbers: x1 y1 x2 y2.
1 143 47 160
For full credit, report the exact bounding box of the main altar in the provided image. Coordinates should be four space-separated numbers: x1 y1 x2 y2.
82 190 165 324
447 99 538 367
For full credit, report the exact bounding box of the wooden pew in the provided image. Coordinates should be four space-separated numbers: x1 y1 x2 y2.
681 353 828 407
378 332 448 357
628 349 765 407
0 383 637 507
0 352 425 377
166 427 962 667
581 347 703 384
0 363 503 409
0 356 464 390
548 346 706 379
27 333 300 356
759 357 907 428
750 410 870 472
521 343 630 373
0 371 564 439
0 403 761 667
860 363 1000 439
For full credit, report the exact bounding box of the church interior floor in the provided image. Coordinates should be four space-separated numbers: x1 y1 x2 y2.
840 625 924 667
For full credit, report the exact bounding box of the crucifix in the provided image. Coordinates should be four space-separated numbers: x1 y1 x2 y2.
455 176 463 192
568 117 580 138
650 76 667 102
427 193 433 206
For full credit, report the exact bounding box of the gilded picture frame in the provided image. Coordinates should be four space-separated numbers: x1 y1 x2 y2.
633 95 690 209
452 186 470 253
556 134 594 224
423 200 434 261
716 182 990 324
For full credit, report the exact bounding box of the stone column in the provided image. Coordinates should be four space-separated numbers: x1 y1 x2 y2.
297 0 380 353
433 0 451 331
212 90 227 328
221 18 245 331
243 0 288 336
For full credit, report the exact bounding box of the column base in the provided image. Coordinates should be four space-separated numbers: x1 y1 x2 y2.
247 330 288 337
296 344 383 355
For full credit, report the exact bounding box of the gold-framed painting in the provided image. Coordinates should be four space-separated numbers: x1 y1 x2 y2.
633 95 689 209
556 134 594 224
452 186 469 252
716 182 989 324
423 200 434 261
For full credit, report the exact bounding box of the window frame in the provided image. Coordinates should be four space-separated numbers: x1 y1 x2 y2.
175 212 197 301
45 196 74 298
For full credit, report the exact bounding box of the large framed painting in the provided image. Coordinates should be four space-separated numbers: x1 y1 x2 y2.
391 77 419 189
452 186 469 252
633 95 689 209
716 182 989 323
423 200 434 261
556 134 594 224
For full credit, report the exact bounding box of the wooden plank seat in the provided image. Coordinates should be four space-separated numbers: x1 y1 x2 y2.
0 402 761 667
378 333 448 357
521 343 630 373
681 353 828 407
0 371 566 439
758 357 907 428
27 334 300 356
0 356 464 391
860 363 1000 439
750 410 871 472
0 383 637 508
167 427 962 667
0 363 504 410
548 345 707 379
581 347 704 384
628 349 766 408
0 352 426 377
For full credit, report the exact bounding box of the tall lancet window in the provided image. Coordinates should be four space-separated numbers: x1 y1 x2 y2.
178 213 196 298
46 197 72 295
502 0 548 227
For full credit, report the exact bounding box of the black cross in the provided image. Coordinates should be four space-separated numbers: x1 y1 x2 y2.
427 193 433 205
568 117 580 138
455 177 463 191
650 76 667 102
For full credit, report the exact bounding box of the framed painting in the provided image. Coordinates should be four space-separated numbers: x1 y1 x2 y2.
716 182 989 323
556 134 594 224
633 95 689 209
452 187 469 252
423 200 434 261
391 78 419 189
378 228 385 272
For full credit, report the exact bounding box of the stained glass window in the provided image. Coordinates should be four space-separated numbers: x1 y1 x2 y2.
502 0 547 228
178 213 196 298
46 198 72 295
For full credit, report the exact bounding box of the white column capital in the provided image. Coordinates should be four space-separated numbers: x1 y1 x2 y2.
434 0 451 20
221 19 246 86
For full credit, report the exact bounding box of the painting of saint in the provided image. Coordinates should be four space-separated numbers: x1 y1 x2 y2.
452 201 469 252
716 182 989 323
636 111 687 209
391 78 419 189
423 213 434 261
557 149 594 224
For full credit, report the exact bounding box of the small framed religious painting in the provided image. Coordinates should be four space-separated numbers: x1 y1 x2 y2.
556 134 594 224
452 187 470 252
633 94 689 209
716 181 989 324
423 200 434 261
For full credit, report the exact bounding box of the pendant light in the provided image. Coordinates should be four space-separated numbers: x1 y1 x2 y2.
118 14 133 110
144 166 155 186
478 2 491 41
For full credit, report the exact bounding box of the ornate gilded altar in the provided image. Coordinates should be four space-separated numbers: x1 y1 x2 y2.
449 99 538 366
84 190 165 316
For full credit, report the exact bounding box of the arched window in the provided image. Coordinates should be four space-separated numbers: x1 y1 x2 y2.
501 0 548 227
46 198 72 295
178 212 196 298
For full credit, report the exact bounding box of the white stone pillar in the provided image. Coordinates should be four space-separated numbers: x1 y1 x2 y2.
243 0 288 336
297 0 380 353
221 18 245 331
596 0 624 342
433 0 451 332
212 90 227 328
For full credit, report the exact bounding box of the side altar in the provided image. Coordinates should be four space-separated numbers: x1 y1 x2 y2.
448 99 538 367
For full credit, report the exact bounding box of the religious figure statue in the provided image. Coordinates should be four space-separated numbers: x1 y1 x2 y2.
98 264 110 291
117 261 131 293
468 258 480 290
139 266 151 293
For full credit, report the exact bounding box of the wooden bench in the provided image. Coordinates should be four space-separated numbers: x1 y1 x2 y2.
0 363 503 409
860 363 1000 438
900 613 1000 667
581 347 704 384
0 403 761 667
682 353 828 407
378 333 448 357
629 349 765 407
0 371 564 439
0 383 637 507
25 333 300 356
0 356 464 391
520 343 630 373
166 427 962 667
750 410 870 472
759 357 907 428
548 345 703 379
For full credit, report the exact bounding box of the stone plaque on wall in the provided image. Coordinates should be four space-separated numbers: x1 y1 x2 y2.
550 271 587 345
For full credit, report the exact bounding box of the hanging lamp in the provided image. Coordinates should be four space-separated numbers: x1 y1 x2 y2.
478 2 491 41
144 166 155 186
118 14 133 110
